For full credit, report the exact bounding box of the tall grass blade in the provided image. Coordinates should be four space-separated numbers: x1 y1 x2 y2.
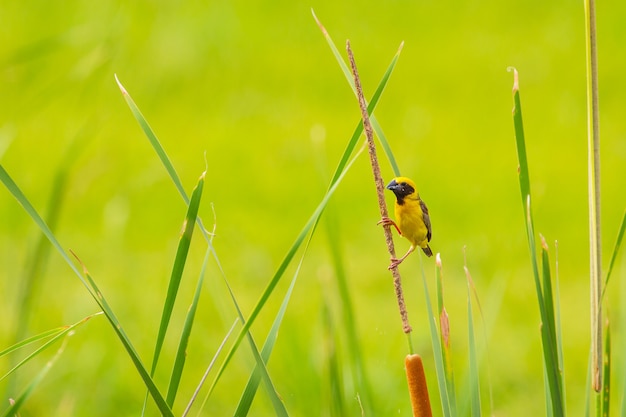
508 68 565 417
151 171 205 378
466 280 481 417
166 246 211 407
324 207 373 413
114 76 278 414
435 255 456 415
540 238 565 416
233 245 303 416
1 334 71 417
312 9 403 177
322 301 345 417
0 164 172 415
421 263 451 417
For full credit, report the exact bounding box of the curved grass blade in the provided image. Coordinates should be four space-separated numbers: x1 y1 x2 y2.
312 9 402 176
150 171 205 379
1 333 71 417
0 164 172 415
0 313 101 382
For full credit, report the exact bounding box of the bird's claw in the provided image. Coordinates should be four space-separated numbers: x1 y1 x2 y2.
377 216 393 226
387 257 401 270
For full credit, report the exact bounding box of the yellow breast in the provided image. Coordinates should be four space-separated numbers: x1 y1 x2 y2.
395 198 429 248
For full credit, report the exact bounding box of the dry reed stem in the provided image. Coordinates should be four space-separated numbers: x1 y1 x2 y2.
345 40 411 334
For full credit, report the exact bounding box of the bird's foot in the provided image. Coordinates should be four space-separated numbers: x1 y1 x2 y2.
387 257 403 270
378 217 401 235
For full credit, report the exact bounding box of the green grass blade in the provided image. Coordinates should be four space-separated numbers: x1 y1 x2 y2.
183 319 239 417
233 244 303 416
466 279 481 417
114 76 270 415
151 171 205 378
602 208 626 300
601 321 610 417
166 246 211 407
322 301 345 417
435 255 456 415
76 259 174 416
420 263 451 417
509 68 565 417
0 327 67 358
115 75 188 205
0 313 101 382
1 164 173 415
204 144 365 403
313 9 402 177
324 207 373 413
1 333 71 417
540 233 565 416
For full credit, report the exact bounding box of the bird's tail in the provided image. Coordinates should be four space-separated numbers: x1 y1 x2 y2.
422 245 433 257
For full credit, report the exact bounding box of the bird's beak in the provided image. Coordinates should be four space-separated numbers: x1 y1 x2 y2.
386 179 398 191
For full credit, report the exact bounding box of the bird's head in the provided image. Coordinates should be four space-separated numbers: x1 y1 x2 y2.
386 177 418 204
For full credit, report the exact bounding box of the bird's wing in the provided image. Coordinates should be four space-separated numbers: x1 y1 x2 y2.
420 199 432 242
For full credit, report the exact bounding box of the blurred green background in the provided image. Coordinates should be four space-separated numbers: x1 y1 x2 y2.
1 0 625 415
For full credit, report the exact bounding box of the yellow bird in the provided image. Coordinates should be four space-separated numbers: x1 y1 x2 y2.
379 176 432 269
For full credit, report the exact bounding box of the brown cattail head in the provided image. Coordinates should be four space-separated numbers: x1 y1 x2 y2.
405 354 433 417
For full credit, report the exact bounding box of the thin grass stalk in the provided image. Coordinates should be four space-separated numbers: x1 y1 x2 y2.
182 319 238 417
583 0 602 392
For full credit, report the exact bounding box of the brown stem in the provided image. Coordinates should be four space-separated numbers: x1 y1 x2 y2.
346 40 411 334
